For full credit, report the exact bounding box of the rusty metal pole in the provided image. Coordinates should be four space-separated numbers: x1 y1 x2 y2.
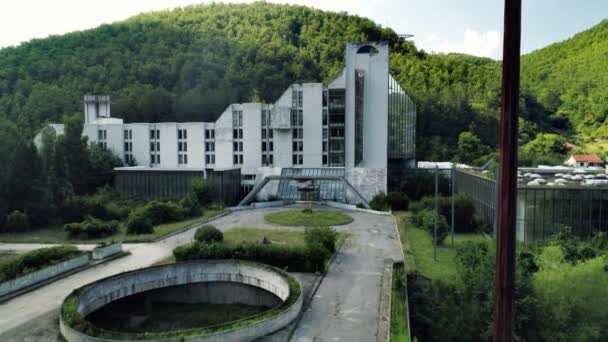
493 0 521 341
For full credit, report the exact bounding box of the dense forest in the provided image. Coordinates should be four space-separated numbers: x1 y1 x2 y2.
0 2 606 164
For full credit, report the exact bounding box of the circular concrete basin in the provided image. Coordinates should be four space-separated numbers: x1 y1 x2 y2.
60 259 302 342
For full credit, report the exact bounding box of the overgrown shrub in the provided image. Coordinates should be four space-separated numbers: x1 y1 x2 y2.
3 210 30 232
409 194 478 233
64 216 119 238
305 226 338 253
194 225 223 243
134 200 186 225
126 213 154 234
190 179 212 206
408 242 539 341
533 246 608 341
0 245 80 281
60 191 134 223
398 170 450 201
369 191 390 211
173 240 328 272
418 209 449 245
386 192 410 211
179 194 202 217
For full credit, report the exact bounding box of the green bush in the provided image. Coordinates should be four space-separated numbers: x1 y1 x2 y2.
0 245 80 281
386 192 410 211
190 178 212 206
134 200 186 225
64 216 119 238
419 209 449 245
174 241 328 272
194 225 223 243
398 170 450 201
126 213 154 234
409 194 478 233
301 208 313 214
3 210 30 232
533 247 608 341
61 192 134 223
369 191 390 211
179 194 202 217
305 226 338 253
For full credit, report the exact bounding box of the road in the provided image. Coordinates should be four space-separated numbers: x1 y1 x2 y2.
0 205 402 342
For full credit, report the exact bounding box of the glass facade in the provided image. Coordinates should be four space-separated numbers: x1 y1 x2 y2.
328 88 346 166
354 70 365 166
232 109 243 165
277 168 346 202
388 74 416 160
454 169 608 243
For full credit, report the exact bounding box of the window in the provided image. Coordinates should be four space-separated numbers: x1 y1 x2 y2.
261 107 274 166
177 129 187 165
232 109 244 165
149 127 160 166
205 128 215 166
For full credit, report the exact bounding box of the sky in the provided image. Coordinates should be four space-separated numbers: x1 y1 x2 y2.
0 0 606 59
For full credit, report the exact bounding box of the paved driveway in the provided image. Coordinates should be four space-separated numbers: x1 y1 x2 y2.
290 208 401 342
0 205 401 342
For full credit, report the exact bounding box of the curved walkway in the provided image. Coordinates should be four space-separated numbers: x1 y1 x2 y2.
0 205 402 342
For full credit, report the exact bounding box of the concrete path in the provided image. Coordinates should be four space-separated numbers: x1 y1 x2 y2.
291 210 401 342
0 205 401 342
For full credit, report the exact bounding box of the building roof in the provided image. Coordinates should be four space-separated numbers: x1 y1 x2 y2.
570 154 604 163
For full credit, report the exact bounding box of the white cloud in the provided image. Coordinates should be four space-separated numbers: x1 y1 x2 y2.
437 29 502 59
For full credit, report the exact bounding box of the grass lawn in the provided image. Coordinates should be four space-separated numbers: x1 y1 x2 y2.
393 211 488 282
223 227 305 247
265 209 353 227
390 263 409 342
0 252 19 265
0 209 226 244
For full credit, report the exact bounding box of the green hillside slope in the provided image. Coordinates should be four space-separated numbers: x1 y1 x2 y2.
0 2 605 162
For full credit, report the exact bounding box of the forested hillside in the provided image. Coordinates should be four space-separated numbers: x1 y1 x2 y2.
521 20 608 139
0 2 606 163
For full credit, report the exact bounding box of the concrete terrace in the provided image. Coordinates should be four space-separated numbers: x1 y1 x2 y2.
0 204 402 342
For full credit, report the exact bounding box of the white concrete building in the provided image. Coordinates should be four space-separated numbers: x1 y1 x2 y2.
38 42 416 201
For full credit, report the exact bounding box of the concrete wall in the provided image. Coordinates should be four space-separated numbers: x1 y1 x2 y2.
0 254 89 297
91 243 122 260
61 260 303 342
242 103 262 175
346 167 387 202
145 281 282 307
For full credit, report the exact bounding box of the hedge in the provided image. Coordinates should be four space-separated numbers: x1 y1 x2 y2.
64 217 119 238
174 241 328 273
0 245 80 281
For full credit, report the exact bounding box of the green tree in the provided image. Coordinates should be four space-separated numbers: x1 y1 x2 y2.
456 131 491 165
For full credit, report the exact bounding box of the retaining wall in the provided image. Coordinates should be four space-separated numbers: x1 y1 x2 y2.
91 243 122 260
0 254 89 297
61 260 303 342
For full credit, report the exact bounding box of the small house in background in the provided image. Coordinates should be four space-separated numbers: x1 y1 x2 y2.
563 142 579 150
564 154 604 168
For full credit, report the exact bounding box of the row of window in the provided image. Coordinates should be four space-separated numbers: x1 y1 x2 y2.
233 110 244 165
